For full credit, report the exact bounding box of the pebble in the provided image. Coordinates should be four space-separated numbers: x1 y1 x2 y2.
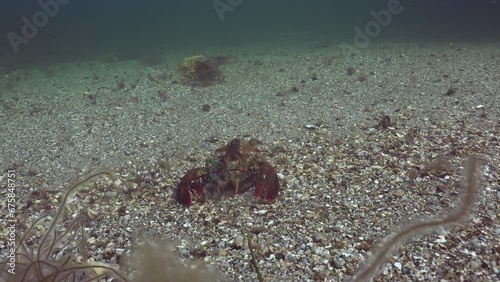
314 246 325 256
470 260 480 270
326 156 334 164
333 257 345 268
313 265 325 272
105 191 117 198
286 254 298 263
103 247 114 256
179 249 189 258
234 235 244 246
87 208 99 220
434 235 447 243
331 226 342 232
144 228 156 236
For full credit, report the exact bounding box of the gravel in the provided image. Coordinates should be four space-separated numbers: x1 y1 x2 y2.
0 41 499 281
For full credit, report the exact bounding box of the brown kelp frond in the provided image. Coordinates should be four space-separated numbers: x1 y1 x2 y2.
247 233 264 282
351 156 481 282
124 238 222 282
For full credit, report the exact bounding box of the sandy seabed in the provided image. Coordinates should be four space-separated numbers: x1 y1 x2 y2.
0 40 499 281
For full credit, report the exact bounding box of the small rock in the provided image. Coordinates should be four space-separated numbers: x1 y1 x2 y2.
347 67 356 75
394 261 402 271
103 247 114 257
445 87 457 96
286 254 298 262
435 235 447 243
235 235 244 246
250 226 266 235
201 104 211 112
86 208 99 220
144 228 156 236
333 257 345 268
331 226 341 232
314 247 324 256
471 260 480 270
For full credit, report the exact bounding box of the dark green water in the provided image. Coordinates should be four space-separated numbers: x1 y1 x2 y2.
1 0 499 70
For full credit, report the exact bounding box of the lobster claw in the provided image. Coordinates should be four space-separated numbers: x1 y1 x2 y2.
177 169 205 206
254 161 280 203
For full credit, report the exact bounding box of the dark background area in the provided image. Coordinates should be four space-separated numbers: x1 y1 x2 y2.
0 0 499 72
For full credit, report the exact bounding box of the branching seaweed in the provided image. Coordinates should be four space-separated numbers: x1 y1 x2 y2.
247 233 264 282
1 170 129 282
351 156 481 282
